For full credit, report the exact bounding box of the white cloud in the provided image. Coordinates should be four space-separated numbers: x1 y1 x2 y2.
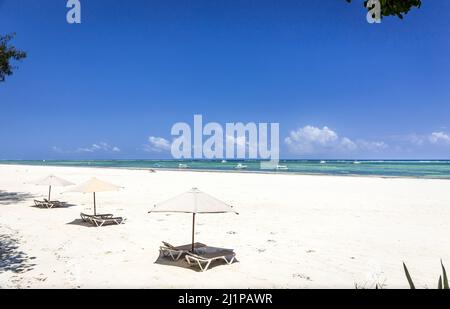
429 132 450 145
284 125 389 155
393 132 450 147
356 140 388 151
405 134 426 146
285 126 360 154
144 134 259 155
77 142 120 153
340 137 358 151
225 134 259 156
226 134 247 147
52 142 120 154
51 146 65 153
77 147 94 153
144 136 171 152
285 126 338 147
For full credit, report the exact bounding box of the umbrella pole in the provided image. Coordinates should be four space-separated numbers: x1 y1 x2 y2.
191 213 196 252
93 192 96 216
48 185 52 201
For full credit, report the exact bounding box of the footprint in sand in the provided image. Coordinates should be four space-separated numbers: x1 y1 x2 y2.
227 231 236 235
306 250 315 253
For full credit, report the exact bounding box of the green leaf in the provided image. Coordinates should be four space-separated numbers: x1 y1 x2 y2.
403 262 416 289
438 276 443 289
441 260 449 289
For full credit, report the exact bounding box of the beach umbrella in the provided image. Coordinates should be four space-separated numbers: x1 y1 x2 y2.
149 188 238 252
31 174 74 201
68 178 121 215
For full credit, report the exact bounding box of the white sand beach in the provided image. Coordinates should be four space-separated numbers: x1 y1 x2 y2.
0 164 449 289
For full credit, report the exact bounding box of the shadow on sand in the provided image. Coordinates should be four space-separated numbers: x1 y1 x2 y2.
0 234 36 274
0 190 35 205
154 245 238 272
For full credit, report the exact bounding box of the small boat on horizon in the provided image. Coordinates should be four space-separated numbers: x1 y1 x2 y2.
234 163 247 170
320 160 326 164
221 160 227 163
178 163 189 169
276 165 289 171
353 161 361 164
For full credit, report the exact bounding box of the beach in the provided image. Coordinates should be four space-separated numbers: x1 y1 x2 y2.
1 164 449 289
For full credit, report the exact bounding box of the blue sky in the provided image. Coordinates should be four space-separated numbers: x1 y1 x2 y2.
0 0 449 159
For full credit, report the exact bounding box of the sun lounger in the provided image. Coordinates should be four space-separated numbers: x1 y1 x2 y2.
43 199 66 208
34 200 48 207
160 242 207 261
34 199 66 209
185 248 236 271
89 216 125 227
79 212 124 227
34 199 51 208
80 212 114 222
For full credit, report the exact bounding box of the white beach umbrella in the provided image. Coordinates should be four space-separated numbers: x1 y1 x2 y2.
149 188 238 252
31 174 74 201
68 177 121 215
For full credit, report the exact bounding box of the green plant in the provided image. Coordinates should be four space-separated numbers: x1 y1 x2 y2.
402 260 449 289
403 262 416 289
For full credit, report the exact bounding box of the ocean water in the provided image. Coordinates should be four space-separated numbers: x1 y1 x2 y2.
1 160 450 179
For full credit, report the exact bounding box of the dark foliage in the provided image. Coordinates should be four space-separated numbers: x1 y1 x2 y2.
0 33 27 82
346 0 422 19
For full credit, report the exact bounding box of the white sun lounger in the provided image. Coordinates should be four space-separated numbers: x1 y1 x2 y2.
34 200 51 208
44 199 64 208
185 249 236 271
34 199 63 209
92 217 125 227
80 212 125 227
80 212 114 222
90 216 125 227
160 242 207 261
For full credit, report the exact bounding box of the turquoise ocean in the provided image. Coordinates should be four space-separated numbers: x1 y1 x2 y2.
1 160 450 179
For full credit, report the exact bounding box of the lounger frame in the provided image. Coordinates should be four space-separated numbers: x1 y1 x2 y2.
160 246 184 261
34 199 62 209
185 252 236 272
90 216 125 227
159 242 207 261
80 212 125 227
80 213 114 222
